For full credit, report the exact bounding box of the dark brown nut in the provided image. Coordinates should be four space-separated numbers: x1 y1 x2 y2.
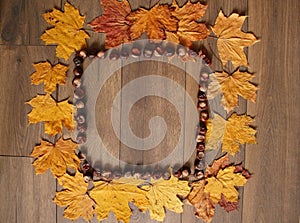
143 48 153 58
75 114 86 124
133 172 142 179
154 44 164 57
76 133 87 144
199 83 208 92
73 56 84 66
200 111 209 122
77 123 87 133
101 170 113 181
196 142 205 152
73 66 83 77
93 169 102 181
74 87 85 99
188 49 198 57
77 151 87 161
200 72 209 82
79 50 87 59
198 90 207 101
72 77 81 88
176 46 187 57
120 49 129 59
97 51 105 58
131 47 141 57
88 49 97 58
198 101 208 111
109 49 120 60
75 100 85 109
81 161 91 172
173 169 182 178
124 171 132 178
112 170 122 179
141 172 152 180
194 170 204 180
165 44 175 57
196 134 205 143
181 167 191 178
194 159 205 171
153 171 162 180
199 123 207 134
162 171 171 180
197 151 205 160
84 175 92 182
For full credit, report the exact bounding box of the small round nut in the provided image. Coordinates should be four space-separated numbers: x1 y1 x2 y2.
73 66 83 77
72 77 81 88
131 47 141 57
76 133 87 144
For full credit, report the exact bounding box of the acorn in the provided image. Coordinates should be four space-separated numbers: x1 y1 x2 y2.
81 161 91 172
199 83 208 92
72 77 81 88
84 175 92 183
196 134 205 143
88 49 97 58
76 132 87 144
198 101 208 111
73 66 83 77
74 87 85 99
199 122 207 134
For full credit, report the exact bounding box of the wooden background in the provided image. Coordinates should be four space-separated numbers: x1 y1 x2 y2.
0 0 299 223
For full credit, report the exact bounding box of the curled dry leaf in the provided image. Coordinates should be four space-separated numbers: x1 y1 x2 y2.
218 194 239 212
205 154 229 177
27 94 75 136
89 0 132 48
222 113 256 155
214 70 257 112
204 166 247 204
168 0 210 47
54 171 95 221
41 2 89 60
30 138 79 177
211 10 259 68
188 180 215 223
127 4 178 40
90 177 149 223
30 62 68 94
138 175 190 222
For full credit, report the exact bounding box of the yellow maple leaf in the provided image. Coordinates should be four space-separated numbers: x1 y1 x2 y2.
223 113 256 155
204 166 247 204
214 70 257 112
54 171 95 221
41 2 89 60
168 0 210 47
188 180 215 223
206 113 226 150
211 11 259 68
30 62 68 94
90 177 149 223
30 138 79 177
27 94 75 135
139 175 190 222
127 4 178 40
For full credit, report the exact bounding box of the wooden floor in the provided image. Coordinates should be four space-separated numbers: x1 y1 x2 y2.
0 0 299 223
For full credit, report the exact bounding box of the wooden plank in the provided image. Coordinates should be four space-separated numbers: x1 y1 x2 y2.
0 157 56 223
243 0 300 222
0 0 61 45
0 46 57 156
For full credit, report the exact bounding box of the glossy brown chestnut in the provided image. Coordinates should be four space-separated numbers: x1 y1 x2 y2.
76 132 87 144
73 66 83 76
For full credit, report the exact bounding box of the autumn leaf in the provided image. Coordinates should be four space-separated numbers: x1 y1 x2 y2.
30 62 68 94
168 0 210 47
41 2 89 60
89 0 132 48
213 70 257 112
211 11 259 68
54 171 95 221
206 113 226 150
188 180 215 223
30 138 79 177
90 177 149 223
204 166 247 204
139 175 190 222
205 154 229 177
218 194 239 212
27 94 75 136
222 113 256 155
127 3 178 40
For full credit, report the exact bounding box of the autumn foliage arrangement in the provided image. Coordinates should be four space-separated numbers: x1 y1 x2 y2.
26 1 259 223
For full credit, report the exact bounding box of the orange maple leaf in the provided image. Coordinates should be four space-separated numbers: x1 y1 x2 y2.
41 2 89 60
127 3 178 40
211 11 259 68
210 70 257 112
188 180 215 223
167 0 210 47
54 171 95 221
27 94 75 135
30 138 79 177
89 0 132 48
30 62 68 94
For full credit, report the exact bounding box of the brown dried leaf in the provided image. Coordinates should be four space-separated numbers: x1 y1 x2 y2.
41 3 89 60
54 171 95 221
127 4 178 40
89 0 132 48
30 62 68 94
27 94 75 136
188 180 215 223
170 0 210 47
211 11 259 68
30 138 79 177
205 154 229 177
214 70 257 112
218 194 239 212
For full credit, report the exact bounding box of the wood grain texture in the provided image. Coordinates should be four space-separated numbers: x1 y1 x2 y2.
0 0 299 223
0 157 56 223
